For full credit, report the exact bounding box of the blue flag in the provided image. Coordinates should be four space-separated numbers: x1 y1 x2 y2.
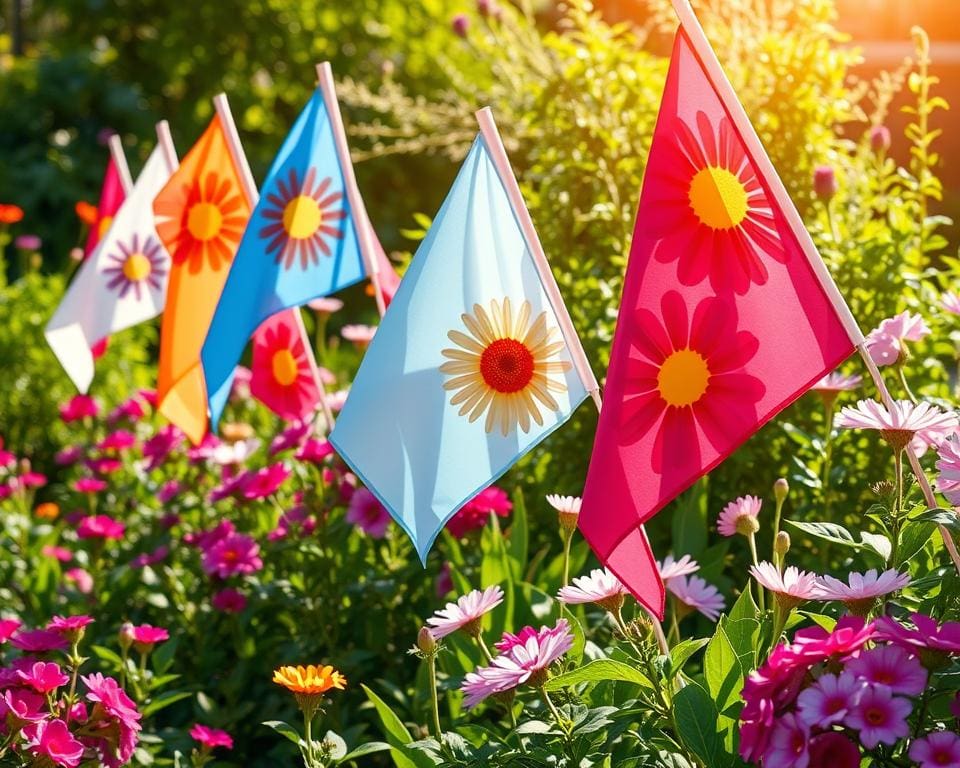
329 135 589 561
201 89 367 428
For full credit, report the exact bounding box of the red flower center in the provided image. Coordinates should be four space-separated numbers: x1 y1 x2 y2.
480 339 534 393
865 707 886 726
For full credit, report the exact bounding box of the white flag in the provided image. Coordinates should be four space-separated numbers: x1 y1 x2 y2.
46 144 176 392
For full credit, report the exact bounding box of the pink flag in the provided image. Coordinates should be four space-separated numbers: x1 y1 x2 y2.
580 25 859 619
84 155 127 258
249 309 321 422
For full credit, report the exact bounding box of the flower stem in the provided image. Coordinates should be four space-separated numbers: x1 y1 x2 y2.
821 400 835 522
897 365 918 404
539 687 568 737
748 533 765 613
303 709 315 768
427 654 442 741
475 634 494 663
561 531 573 589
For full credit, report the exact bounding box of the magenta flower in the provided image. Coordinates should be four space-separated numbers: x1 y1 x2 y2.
190 723 234 749
72 477 107 494
666 574 725 620
10 628 69 652
845 644 926 696
157 480 181 504
77 514 124 540
2 688 47 723
55 445 84 466
875 613 960 655
657 554 700 582
270 420 312 455
142 425 184 470
127 624 169 652
295 438 335 464
47 615 94 640
185 520 236 551
844 684 911 749
85 457 122 474
717 495 761 537
493 626 539 655
761 711 809 768
16 661 70 693
22 718 85 768
808 732 860 768
446 486 512 537
108 396 147 424
14 471 47 489
345 488 391 538
211 588 247 613
42 545 72 562
427 585 504 639
202 533 263 578
864 311 931 367
835 399 957 451
97 429 137 452
59 394 100 423
81 672 142 764
813 165 838 201
64 568 93 594
795 671 865 727
0 617 22 643
910 732 960 768
241 463 291 500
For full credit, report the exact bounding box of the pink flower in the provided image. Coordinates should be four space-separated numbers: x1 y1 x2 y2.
427 585 504 639
97 429 136 452
0 437 15 468
666 574 725 620
107 396 147 424
158 480 181 504
81 672 142 764
461 619 573 707
295 438 335 465
47 615 94 639
270 420 312 455
717 495 761 537
844 684 911 749
10 628 69 652
202 533 263 578
835 399 958 452
494 626 539 655
807 732 860 768
42 545 72 562
308 297 343 315
813 165 838 201
72 477 107 494
341 323 376 348
59 394 99 423
435 563 454 599
14 471 47 489
0 617 22 642
85 457 122 474
557 568 625 611
795 671 866 727
241 463 291 500
864 311 931 366
128 624 169 651
211 588 247 613
750 562 821 610
22 718 85 768
64 568 93 594
185 520 236 551
190 723 234 749
130 546 169 569
846 644 926 696
910 732 960 768
17 660 70 692
77 514 124 540
791 616 876 661
875 613 960 654
142 425 184 470
937 435 960 506
446 486 512 537
55 445 84 466
345 488 391 538
761 712 809 768
942 292 960 317
814 568 910 612
230 365 252 400
811 371 862 393
657 554 700 582
1 688 47 723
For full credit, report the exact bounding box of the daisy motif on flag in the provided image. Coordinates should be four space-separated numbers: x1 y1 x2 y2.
622 290 765 470
102 234 167 300
156 172 247 274
259 167 346 269
645 113 786 295
441 298 572 436
250 311 321 422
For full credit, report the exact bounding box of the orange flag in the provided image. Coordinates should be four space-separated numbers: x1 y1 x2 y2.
153 112 251 443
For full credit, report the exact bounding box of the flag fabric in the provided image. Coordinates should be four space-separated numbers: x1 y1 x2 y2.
46 145 175 392
84 153 127 258
201 88 371 430
372 231 402 307
154 113 252 444
249 309 321 422
329 133 589 561
580 28 857 619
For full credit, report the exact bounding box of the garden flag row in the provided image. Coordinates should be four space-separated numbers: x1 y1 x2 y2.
330 109 597 562
580 10 862 619
46 132 178 393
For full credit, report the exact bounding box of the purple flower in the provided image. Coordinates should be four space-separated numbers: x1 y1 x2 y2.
14 234 41 251
761 712 809 768
796 671 866 728
845 644 927 696
910 732 960 768
451 12 470 37
843 685 911 749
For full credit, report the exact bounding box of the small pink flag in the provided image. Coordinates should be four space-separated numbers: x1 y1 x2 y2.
580 26 859 619
84 155 127 258
249 309 321 422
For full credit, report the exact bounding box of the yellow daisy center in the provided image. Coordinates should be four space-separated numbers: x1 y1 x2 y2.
97 215 114 239
657 348 710 407
271 349 299 387
187 202 223 242
122 252 152 282
283 195 323 239
689 166 748 230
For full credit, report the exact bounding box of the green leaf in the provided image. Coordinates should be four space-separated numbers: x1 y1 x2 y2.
544 659 653 691
860 532 892 562
506 486 528 582
704 624 746 714
262 720 302 746
913 508 960 532
727 586 759 622
141 690 192 717
785 519 860 548
668 638 710 676
898 520 935 566
360 685 434 768
339 742 393 762
672 478 708 557
673 682 724 767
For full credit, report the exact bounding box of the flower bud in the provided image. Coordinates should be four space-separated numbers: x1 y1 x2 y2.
869 125 891 155
69 247 84 262
118 622 135 651
417 626 437 655
813 166 838 202
774 478 789 503
775 531 791 558
451 13 470 38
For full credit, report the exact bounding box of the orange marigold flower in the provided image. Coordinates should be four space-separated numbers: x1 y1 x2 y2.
75 201 98 226
0 204 24 225
34 502 60 520
272 664 346 695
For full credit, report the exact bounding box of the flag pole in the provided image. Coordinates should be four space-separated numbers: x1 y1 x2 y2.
294 307 335 432
213 93 332 424
155 120 180 174
671 0 960 574
316 62 386 319
474 106 601 408
107 134 134 196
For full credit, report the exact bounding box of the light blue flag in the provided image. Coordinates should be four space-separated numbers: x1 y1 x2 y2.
329 134 589 562
201 88 367 428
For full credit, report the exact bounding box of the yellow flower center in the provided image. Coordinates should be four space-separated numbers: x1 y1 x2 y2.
271 349 299 386
122 252 152 282
688 166 749 230
97 215 114 239
283 195 323 239
187 202 223 242
657 348 710 407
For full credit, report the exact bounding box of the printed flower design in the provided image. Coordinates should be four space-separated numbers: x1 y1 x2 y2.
250 318 316 421
621 291 765 470
102 233 167 300
259 167 346 269
645 112 787 294
155 172 247 273
440 298 572 436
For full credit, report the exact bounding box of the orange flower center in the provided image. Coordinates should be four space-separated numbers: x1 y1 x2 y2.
187 202 223 242
122 253 152 282
480 338 535 393
689 166 748 230
283 195 323 239
657 348 710 407
271 349 299 387
97 215 114 239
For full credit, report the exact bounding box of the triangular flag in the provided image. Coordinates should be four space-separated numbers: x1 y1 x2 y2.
154 108 252 444
84 150 128 258
46 142 177 392
330 112 593 562
249 309 322 422
580 22 859 619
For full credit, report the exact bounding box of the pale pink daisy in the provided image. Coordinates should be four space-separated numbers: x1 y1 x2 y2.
761 712 809 768
810 371 862 408
864 311 930 367
937 435 960 505
717 495 762 538
308 297 343 315
211 438 260 466
796 671 866 728
556 568 626 612
843 685 911 749
666 575 725 621
910 732 960 768
846 644 926 696
749 562 821 610
657 554 700 583
814 568 909 614
341 324 376 349
426 585 504 639
834 399 958 451
942 292 960 317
